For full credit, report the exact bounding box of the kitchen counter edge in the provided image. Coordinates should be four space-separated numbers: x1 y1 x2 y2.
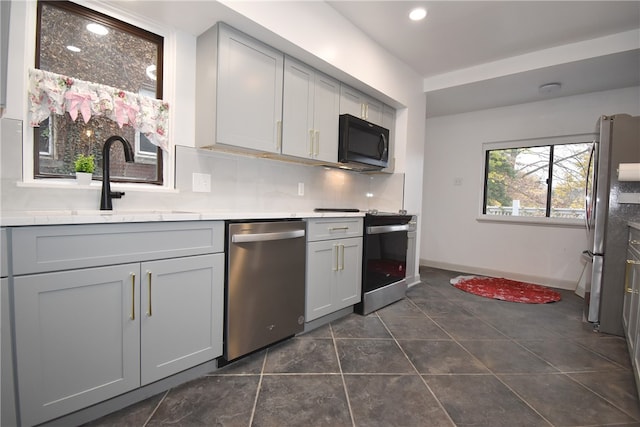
0 210 366 226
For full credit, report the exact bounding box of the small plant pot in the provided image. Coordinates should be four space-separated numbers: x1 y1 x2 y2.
76 172 93 186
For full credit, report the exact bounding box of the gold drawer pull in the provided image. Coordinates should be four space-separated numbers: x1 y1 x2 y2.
147 271 152 317
130 273 136 320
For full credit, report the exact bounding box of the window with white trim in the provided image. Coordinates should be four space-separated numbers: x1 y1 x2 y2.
482 137 593 220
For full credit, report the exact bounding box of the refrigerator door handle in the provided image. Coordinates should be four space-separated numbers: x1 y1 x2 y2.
585 142 596 233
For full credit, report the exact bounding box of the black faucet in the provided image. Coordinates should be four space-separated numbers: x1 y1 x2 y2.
100 135 134 210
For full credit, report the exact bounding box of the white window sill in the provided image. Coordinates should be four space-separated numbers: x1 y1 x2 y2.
16 179 179 194
476 215 584 228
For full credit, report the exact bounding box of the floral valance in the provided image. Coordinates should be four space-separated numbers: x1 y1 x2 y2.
28 68 169 152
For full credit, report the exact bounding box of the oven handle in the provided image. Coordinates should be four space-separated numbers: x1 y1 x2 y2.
366 224 409 234
232 229 305 243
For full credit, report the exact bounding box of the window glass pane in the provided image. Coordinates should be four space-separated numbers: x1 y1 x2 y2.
35 1 163 183
550 143 591 219
485 146 550 217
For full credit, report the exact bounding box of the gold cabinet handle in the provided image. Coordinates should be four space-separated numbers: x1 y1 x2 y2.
146 271 152 317
329 226 349 232
309 129 314 156
276 120 282 151
340 244 345 271
130 273 136 320
314 130 320 156
333 244 339 271
626 260 640 294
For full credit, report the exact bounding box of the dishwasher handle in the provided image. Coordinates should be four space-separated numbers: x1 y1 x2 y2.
232 229 305 243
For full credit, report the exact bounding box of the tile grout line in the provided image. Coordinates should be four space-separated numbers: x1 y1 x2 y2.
247 350 268 427
405 283 555 426
330 322 356 427
375 309 457 427
142 389 169 427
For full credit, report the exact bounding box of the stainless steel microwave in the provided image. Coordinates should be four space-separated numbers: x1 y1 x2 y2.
338 114 389 170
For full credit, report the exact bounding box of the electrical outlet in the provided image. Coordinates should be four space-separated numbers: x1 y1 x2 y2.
298 182 304 196
454 177 463 186
192 172 211 193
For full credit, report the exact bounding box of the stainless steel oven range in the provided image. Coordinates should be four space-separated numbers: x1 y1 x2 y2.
355 212 413 315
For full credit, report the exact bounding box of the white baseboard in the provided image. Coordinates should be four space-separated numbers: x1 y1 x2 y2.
419 259 577 291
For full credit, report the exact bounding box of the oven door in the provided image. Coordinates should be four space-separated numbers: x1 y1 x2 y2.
363 223 409 293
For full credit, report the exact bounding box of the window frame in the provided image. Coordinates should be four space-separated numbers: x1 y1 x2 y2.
479 133 597 227
33 0 165 185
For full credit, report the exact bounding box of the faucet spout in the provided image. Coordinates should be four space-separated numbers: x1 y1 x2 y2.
100 135 135 210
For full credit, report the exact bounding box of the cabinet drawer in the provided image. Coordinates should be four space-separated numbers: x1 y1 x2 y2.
307 218 363 241
12 221 224 275
1 228 7 278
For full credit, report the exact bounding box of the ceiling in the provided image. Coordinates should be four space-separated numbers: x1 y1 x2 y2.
106 1 640 117
327 1 640 116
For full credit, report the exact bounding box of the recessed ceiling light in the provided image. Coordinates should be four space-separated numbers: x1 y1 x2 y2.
86 23 109 36
66 45 81 53
409 7 427 21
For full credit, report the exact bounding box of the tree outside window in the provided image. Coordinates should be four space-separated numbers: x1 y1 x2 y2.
35 0 164 184
484 142 592 219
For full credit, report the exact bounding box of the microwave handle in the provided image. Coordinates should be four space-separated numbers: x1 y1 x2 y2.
378 133 388 160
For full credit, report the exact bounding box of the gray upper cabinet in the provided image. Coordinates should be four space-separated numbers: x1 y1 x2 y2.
196 23 284 153
282 56 340 163
340 84 384 126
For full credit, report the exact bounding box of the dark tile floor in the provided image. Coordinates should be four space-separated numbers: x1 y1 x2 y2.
86 267 640 426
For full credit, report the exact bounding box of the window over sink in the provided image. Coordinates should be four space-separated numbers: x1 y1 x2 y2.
34 0 164 184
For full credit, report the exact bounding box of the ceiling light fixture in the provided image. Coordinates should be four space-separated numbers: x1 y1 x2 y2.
66 45 81 53
86 23 109 36
409 7 427 21
538 82 562 94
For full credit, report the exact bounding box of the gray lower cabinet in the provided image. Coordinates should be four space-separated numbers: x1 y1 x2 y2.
10 221 224 426
14 264 142 427
624 226 640 398
140 254 223 385
306 218 363 322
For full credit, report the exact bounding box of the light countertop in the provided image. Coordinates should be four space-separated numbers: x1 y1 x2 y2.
0 209 366 226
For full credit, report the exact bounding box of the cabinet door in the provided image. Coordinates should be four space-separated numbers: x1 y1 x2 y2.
340 84 365 119
306 240 337 321
364 97 384 126
217 25 284 153
282 57 314 159
1 278 17 427
313 72 340 163
334 237 363 309
140 254 224 385
14 264 140 427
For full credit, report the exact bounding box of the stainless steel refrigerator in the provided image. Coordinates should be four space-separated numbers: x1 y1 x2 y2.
585 114 640 336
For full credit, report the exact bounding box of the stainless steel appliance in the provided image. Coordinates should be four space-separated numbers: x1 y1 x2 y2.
356 212 413 315
584 114 640 336
225 220 306 360
338 114 389 170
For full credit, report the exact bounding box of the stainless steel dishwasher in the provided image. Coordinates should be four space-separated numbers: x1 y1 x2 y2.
225 220 306 361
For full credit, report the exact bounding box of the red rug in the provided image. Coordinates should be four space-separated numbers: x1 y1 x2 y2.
450 275 562 304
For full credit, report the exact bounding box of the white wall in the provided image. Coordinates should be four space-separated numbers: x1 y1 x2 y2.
422 86 640 289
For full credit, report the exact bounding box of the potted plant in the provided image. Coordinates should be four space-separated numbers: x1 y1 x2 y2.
74 154 95 185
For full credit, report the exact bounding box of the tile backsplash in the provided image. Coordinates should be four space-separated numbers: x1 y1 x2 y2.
0 118 404 214
174 145 405 213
